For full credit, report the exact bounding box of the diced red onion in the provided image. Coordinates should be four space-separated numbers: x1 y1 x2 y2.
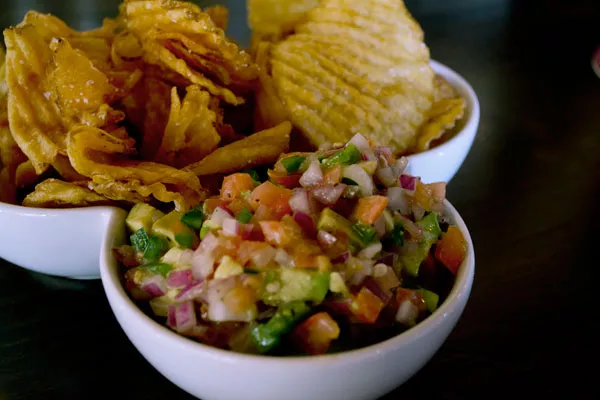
311 184 346 205
324 297 353 316
294 212 317 238
240 224 256 240
395 214 422 239
167 305 176 328
174 301 197 333
176 281 205 301
374 214 386 237
376 253 396 267
141 275 167 297
395 157 408 174
210 206 234 226
317 230 338 246
399 174 417 191
376 166 397 187
362 276 391 303
167 269 195 288
357 242 382 260
299 159 323 187
250 246 277 267
192 232 218 279
387 187 411 215
332 251 349 264
374 146 393 161
349 133 376 161
289 188 313 215
222 218 240 237
395 300 419 325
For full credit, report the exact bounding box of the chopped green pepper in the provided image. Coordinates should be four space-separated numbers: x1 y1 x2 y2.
280 155 306 173
341 177 359 186
250 301 311 353
236 208 253 224
181 206 204 230
321 144 361 169
244 169 262 184
175 232 196 249
140 262 172 277
130 228 166 262
390 224 405 246
418 288 439 312
351 222 378 245
130 228 149 254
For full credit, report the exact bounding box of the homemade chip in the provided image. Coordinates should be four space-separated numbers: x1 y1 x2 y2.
259 0 435 153
185 121 291 176
22 178 111 208
416 97 466 151
205 5 229 30
155 85 221 168
15 160 38 189
247 0 319 46
66 125 205 210
253 41 289 131
433 75 458 102
123 0 259 105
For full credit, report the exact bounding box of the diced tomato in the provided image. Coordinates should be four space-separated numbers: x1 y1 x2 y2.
259 221 292 247
413 181 446 212
204 198 230 214
248 181 293 220
268 169 302 188
220 173 255 201
351 287 384 323
352 195 388 225
322 164 342 186
291 251 318 268
223 285 256 314
213 234 242 261
237 241 272 265
291 312 340 355
331 197 357 219
434 226 467 274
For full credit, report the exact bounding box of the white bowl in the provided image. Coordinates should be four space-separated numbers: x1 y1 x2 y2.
405 60 480 184
0 203 126 279
0 60 477 280
100 199 475 400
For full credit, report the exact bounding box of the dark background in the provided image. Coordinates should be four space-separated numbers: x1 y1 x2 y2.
1 0 600 399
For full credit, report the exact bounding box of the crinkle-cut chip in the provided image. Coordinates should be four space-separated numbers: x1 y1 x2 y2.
48 37 120 126
253 41 289 131
156 85 220 168
88 175 197 211
15 159 39 189
416 97 466 151
123 0 258 104
185 121 291 176
4 26 65 175
433 74 457 103
66 125 205 210
248 0 319 44
262 0 434 153
205 5 229 30
22 178 111 208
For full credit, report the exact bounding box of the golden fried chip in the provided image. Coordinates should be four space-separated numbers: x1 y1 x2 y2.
15 160 38 188
205 5 229 30
247 0 319 46
433 75 458 103
22 178 111 208
52 154 86 182
156 85 220 168
253 42 289 131
123 0 258 105
185 121 291 176
416 97 466 151
66 125 205 210
4 25 64 175
259 0 435 153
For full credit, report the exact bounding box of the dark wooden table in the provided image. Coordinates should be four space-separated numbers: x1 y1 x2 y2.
1 0 599 399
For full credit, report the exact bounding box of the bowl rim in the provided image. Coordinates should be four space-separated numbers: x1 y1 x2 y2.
100 198 475 366
406 59 480 162
0 60 478 213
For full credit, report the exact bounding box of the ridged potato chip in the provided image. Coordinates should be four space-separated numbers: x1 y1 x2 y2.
186 121 291 176
416 97 466 151
205 5 229 30
22 178 111 208
66 125 205 210
253 42 289 131
155 85 221 168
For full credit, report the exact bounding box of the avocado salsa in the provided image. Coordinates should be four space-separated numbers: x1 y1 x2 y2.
115 134 467 355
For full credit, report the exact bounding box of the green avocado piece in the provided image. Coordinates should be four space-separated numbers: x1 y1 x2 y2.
126 203 164 233
261 269 330 306
317 208 363 248
250 301 311 353
399 213 442 277
418 288 440 312
152 210 199 249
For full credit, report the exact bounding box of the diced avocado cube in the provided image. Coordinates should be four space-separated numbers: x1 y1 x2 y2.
126 203 164 234
317 208 363 248
152 210 199 249
181 206 204 230
418 288 439 312
351 222 377 245
399 213 442 277
357 160 378 175
214 255 244 279
261 269 330 306
199 220 221 239
329 272 348 294
321 144 361 169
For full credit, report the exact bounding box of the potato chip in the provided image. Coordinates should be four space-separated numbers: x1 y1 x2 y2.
22 178 111 208
15 160 38 189
247 0 319 46
185 121 291 176
433 74 458 103
52 154 87 182
123 0 258 105
258 0 435 153
155 85 220 168
253 42 289 131
66 125 205 210
416 98 466 151
205 5 229 30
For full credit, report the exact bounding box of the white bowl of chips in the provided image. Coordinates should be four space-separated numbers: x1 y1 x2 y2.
404 60 480 184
